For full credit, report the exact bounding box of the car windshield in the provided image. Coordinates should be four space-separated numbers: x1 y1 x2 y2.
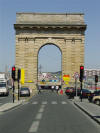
0 83 6 87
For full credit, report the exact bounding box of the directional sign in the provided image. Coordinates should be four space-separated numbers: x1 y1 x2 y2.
74 72 79 79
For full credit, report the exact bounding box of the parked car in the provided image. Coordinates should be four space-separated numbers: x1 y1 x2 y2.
65 87 74 95
93 95 100 105
65 87 75 98
20 87 30 97
88 90 100 102
81 89 91 98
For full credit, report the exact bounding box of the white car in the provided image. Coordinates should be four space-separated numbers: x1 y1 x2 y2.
0 82 9 96
93 95 100 105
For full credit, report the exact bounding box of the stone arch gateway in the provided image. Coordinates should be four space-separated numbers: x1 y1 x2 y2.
14 13 87 92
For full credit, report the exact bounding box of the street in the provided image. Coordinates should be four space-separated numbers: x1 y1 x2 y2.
0 91 12 106
0 91 100 133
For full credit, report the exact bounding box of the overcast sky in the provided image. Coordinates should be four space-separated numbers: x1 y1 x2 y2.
0 0 100 72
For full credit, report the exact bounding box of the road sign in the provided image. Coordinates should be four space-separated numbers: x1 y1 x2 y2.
74 72 79 79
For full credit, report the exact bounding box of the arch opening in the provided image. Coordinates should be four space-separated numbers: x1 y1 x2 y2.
37 43 62 90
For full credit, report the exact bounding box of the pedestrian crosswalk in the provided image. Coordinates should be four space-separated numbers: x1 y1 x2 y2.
32 101 67 105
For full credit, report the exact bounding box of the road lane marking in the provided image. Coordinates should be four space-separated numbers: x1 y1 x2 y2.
32 101 38 104
52 101 57 104
35 113 43 120
61 101 67 104
29 103 46 132
41 104 46 108
29 121 39 132
42 101 47 104
38 107 45 113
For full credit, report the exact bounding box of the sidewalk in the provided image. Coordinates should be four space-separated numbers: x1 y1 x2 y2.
74 98 100 125
0 100 25 112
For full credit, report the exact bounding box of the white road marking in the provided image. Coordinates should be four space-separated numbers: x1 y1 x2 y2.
52 101 57 104
32 101 38 104
29 121 39 132
61 101 67 104
42 101 47 104
41 104 46 108
38 107 45 113
35 113 43 120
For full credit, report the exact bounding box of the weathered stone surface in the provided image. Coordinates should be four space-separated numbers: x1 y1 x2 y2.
14 13 87 93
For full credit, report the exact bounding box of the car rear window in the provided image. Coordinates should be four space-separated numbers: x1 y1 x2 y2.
21 88 29 90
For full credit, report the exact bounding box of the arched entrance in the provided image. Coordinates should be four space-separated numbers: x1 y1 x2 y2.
38 43 62 89
14 13 86 93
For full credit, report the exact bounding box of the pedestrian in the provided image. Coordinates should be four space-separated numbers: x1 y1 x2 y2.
38 85 41 94
56 85 59 94
51 86 54 92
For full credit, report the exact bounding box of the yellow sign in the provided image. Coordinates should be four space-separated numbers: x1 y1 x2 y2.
21 68 25 84
65 82 69 85
63 75 70 84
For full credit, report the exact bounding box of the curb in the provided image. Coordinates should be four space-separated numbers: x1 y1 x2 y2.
0 102 23 113
3 103 22 112
74 102 100 125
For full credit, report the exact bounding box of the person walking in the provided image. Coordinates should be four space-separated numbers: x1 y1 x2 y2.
56 85 59 94
51 85 54 92
38 85 41 94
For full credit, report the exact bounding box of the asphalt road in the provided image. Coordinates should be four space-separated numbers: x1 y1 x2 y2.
0 91 12 106
0 91 100 133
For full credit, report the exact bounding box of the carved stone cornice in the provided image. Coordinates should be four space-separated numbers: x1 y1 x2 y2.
14 24 87 31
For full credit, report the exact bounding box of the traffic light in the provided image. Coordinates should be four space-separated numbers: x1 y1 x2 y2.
18 69 21 81
12 66 16 81
80 65 84 82
95 75 98 83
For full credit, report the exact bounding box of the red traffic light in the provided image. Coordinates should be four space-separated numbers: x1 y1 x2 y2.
12 66 16 81
80 66 84 70
80 66 84 82
12 67 15 71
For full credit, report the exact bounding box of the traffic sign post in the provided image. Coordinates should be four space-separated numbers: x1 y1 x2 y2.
74 72 79 98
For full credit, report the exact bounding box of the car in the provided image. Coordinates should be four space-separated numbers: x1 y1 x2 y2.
20 87 30 97
65 87 74 94
93 95 100 105
65 87 75 98
88 90 100 102
81 89 91 98
0 82 9 96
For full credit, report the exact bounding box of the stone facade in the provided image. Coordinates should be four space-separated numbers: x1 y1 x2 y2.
14 13 86 92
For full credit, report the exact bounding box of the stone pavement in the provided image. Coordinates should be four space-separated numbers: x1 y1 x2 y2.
74 98 100 125
0 100 25 112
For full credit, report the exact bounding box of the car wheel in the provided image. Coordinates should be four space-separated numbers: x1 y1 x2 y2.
95 99 100 105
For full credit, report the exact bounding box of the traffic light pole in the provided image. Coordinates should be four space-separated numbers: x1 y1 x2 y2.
18 80 20 101
12 81 15 103
80 81 83 102
95 82 97 91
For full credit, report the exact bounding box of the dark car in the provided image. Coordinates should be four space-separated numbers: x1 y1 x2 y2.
65 87 75 98
88 90 100 102
20 87 30 97
81 89 91 98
